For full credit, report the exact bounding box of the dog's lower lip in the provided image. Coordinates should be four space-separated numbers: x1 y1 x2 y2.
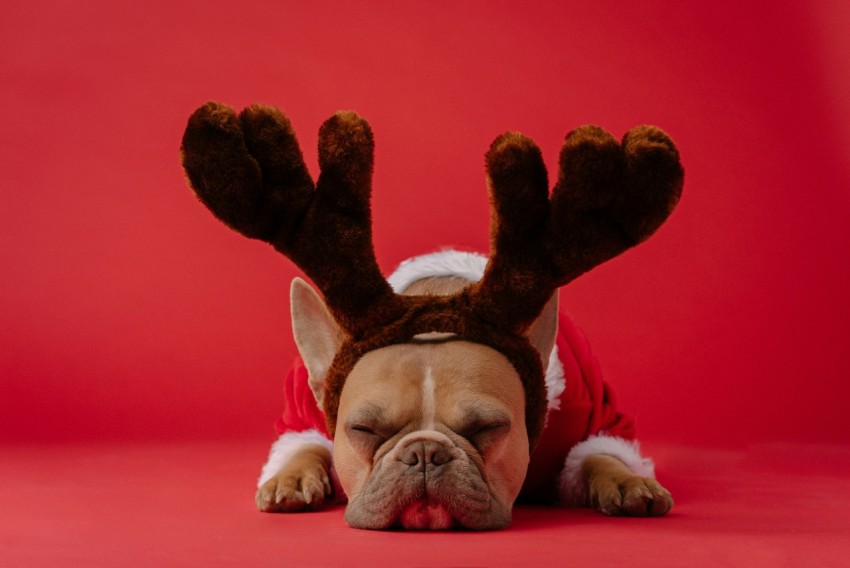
398 499 455 530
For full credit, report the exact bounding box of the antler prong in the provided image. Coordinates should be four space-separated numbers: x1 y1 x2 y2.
618 125 684 242
296 111 404 336
238 104 316 233
470 132 553 332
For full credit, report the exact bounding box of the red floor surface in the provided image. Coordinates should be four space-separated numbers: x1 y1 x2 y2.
3 1 850 566
4 441 849 567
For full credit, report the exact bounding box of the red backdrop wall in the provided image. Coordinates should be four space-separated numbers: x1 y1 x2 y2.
2 0 849 447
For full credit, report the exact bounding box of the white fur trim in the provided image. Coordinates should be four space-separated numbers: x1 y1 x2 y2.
387 249 565 411
545 345 565 410
257 429 333 487
387 249 488 293
558 434 656 505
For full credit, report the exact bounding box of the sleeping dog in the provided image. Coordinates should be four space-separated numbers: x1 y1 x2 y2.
180 102 683 529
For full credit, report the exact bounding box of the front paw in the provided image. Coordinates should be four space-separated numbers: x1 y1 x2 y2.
589 473 673 517
582 454 673 516
256 465 333 513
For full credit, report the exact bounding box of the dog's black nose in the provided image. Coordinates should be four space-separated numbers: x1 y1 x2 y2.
399 440 453 471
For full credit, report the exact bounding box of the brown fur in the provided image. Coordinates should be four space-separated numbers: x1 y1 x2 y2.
180 101 684 449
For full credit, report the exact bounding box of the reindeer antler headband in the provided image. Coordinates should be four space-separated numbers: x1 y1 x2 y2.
180 102 683 447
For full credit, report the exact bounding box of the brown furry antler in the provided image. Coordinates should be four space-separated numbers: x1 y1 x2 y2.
180 101 683 447
470 125 683 334
181 102 405 338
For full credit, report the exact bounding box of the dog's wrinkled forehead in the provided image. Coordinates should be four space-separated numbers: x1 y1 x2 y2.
338 339 526 430
321 304 548 448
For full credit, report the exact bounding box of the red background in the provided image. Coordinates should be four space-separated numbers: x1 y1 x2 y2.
2 1 850 565
3 0 848 446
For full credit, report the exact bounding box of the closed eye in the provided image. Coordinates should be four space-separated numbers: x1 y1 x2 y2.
345 422 393 459
344 405 390 440
349 424 378 436
465 421 510 437
460 420 511 452
456 405 512 440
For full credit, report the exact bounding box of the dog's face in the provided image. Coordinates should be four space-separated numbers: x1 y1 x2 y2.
335 340 528 529
291 275 556 530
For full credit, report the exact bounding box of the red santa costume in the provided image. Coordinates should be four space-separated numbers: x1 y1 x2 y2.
258 250 656 505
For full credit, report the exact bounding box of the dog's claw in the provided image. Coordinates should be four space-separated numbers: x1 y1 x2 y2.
256 468 332 513
591 475 673 517
301 477 325 505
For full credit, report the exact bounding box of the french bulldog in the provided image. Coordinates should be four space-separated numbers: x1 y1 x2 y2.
255 250 673 530
178 101 681 531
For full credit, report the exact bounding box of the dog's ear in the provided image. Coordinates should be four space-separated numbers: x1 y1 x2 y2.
526 291 558 369
290 277 343 406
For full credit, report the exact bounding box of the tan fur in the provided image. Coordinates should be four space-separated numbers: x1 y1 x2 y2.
337 275 532 523
256 444 332 512
334 340 530 528
582 454 673 516
402 276 471 296
290 278 343 407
